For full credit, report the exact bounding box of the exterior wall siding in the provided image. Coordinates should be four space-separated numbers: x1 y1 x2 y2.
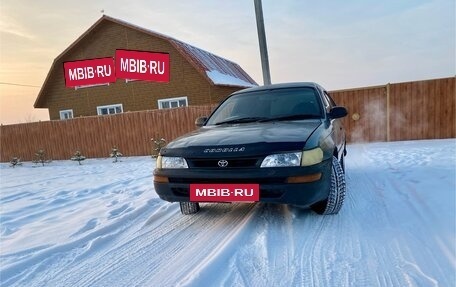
40 22 243 120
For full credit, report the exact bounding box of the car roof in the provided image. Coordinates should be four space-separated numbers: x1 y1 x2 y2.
232 82 323 95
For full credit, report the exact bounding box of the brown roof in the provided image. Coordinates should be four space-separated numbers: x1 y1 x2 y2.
35 15 257 108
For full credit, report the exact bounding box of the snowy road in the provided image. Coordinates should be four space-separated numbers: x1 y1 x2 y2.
1 139 455 286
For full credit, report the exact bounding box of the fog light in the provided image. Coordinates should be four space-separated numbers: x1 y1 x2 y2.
154 175 169 183
286 173 322 183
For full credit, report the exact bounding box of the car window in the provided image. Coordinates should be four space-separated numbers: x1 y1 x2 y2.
206 87 323 125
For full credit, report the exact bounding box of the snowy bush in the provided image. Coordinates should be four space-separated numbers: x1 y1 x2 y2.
110 147 123 163
32 149 50 166
10 157 22 168
151 137 167 158
71 150 86 165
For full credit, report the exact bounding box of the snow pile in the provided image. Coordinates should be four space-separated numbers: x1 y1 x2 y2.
206 70 257 88
0 139 455 286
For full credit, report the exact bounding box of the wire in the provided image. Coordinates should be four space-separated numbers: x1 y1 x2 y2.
0 82 41 88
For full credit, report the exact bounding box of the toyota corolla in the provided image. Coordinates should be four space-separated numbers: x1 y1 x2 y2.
153 82 348 215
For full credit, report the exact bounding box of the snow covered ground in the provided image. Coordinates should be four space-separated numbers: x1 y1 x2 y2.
1 139 455 287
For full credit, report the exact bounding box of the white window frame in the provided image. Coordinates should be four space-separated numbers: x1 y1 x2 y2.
158 96 188 109
59 109 74 120
97 104 123 115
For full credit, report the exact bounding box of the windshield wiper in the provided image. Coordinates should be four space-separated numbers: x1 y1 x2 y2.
259 114 321 122
214 117 267 125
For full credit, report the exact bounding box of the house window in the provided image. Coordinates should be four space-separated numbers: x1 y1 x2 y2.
97 104 123 115
158 96 188 109
59 109 73 120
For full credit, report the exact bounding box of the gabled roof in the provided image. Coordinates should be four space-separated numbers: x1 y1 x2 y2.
171 39 257 88
35 15 257 108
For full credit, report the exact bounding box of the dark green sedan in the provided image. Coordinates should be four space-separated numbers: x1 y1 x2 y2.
154 82 347 215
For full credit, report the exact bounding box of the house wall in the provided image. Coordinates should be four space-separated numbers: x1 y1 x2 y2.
40 21 242 120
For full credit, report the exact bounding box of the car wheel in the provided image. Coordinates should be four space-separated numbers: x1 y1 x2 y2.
311 156 346 215
180 202 200 215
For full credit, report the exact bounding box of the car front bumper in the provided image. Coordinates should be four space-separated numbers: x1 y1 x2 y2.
153 158 332 207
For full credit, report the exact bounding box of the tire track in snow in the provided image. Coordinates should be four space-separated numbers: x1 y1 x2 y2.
298 214 327 287
21 203 257 287
33 203 181 286
218 204 298 287
133 203 257 287
175 203 261 286
2 199 161 286
337 142 454 287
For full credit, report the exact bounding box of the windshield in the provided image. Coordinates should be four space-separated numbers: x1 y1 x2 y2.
206 87 323 125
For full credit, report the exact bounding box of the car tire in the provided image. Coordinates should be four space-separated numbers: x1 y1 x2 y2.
180 202 200 215
311 156 346 215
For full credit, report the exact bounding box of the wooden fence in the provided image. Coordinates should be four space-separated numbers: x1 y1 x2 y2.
330 77 455 142
0 77 454 162
0 105 214 162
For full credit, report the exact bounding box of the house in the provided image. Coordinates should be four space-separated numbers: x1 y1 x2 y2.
34 15 257 120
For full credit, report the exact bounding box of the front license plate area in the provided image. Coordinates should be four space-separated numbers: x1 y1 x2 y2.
190 184 259 202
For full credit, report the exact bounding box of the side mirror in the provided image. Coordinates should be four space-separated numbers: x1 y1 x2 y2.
329 106 348 119
195 116 208 127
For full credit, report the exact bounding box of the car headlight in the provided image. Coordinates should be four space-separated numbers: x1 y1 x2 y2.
301 148 323 166
157 155 188 169
260 152 302 167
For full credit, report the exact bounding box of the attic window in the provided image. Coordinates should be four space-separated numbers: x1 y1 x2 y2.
97 104 123 115
158 96 188 109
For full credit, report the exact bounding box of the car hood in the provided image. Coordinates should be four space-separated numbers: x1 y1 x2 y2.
161 120 322 158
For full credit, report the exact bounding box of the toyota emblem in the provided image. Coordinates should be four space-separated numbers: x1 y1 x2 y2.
218 160 229 167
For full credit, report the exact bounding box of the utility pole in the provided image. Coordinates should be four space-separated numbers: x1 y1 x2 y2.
254 0 271 85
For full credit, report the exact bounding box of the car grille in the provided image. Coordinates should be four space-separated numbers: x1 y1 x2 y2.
186 158 261 168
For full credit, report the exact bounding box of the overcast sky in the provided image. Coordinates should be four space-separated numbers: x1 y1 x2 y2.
0 0 454 124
